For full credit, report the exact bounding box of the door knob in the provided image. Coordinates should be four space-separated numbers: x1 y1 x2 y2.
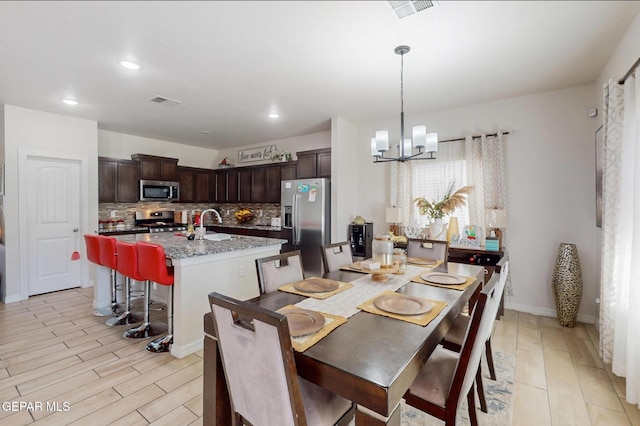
73 228 79 232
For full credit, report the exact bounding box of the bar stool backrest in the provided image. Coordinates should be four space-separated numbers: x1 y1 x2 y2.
136 242 174 286
98 236 118 270
115 241 145 281
84 234 101 265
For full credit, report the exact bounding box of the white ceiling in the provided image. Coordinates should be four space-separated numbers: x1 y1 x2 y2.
1 1 638 150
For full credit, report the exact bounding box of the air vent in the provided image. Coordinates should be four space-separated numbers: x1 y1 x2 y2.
148 95 182 106
388 0 437 19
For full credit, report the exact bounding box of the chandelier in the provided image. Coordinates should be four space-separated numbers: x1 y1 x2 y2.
372 45 438 163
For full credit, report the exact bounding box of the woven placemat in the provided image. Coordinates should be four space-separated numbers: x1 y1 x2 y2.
356 290 447 326
278 305 347 352
407 259 443 269
278 279 353 300
410 274 476 291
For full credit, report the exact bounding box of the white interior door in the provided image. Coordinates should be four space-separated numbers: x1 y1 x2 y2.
26 157 82 296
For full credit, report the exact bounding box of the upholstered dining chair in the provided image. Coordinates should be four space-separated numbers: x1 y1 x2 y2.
441 261 510 412
320 241 353 274
406 238 449 262
255 251 304 294
403 272 501 426
208 292 355 426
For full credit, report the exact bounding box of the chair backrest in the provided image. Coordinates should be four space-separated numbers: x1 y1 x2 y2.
406 238 449 261
115 241 145 281
448 272 500 411
98 235 118 269
209 292 307 426
84 234 101 265
136 241 174 286
320 241 353 274
255 251 304 294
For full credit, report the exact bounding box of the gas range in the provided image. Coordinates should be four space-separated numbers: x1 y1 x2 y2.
135 211 187 233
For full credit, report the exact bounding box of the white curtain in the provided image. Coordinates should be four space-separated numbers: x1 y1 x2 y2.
465 133 510 294
600 73 640 406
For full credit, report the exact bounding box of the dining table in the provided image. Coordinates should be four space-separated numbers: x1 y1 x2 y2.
203 260 485 425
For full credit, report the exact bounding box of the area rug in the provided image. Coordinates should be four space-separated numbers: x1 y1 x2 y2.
350 351 515 425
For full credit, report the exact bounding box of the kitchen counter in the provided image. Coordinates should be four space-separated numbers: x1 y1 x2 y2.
115 232 286 260
207 223 282 232
94 233 284 358
98 226 149 236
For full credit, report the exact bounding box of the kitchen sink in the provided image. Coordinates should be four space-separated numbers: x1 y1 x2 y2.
204 233 232 241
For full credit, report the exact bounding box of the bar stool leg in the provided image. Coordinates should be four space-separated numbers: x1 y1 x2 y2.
105 277 141 326
123 280 167 339
146 286 173 353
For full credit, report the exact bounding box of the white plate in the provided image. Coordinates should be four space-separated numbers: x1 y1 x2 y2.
421 272 466 285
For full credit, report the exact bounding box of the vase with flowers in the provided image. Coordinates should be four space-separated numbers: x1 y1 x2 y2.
414 182 473 239
270 149 292 162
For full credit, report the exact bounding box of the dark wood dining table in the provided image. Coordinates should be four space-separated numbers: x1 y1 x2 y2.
203 261 485 425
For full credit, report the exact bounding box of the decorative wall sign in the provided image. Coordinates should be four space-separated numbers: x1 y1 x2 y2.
238 145 277 163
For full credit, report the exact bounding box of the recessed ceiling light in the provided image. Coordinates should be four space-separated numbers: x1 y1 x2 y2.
200 130 210 134
120 61 141 70
62 99 78 105
268 112 279 119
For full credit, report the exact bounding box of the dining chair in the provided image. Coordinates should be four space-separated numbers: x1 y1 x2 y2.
208 292 355 426
403 272 501 426
441 261 510 412
320 241 353 274
406 238 449 261
255 251 304 294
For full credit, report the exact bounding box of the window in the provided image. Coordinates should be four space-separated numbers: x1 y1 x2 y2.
410 140 470 232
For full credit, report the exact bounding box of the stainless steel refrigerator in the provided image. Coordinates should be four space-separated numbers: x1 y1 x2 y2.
281 178 331 277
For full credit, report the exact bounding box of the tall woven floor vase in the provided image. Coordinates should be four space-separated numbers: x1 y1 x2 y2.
552 243 583 327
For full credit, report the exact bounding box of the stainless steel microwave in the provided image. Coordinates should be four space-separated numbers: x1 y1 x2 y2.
139 180 180 201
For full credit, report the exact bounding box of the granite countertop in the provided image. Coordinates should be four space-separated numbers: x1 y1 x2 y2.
114 232 286 260
209 223 282 232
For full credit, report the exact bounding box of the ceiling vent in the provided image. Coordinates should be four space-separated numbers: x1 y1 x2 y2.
148 95 182 106
388 0 438 19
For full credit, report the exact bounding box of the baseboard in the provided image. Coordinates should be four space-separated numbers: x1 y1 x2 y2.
3 294 24 304
171 338 203 359
506 302 596 325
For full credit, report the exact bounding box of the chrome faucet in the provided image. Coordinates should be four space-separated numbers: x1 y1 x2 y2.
199 208 222 237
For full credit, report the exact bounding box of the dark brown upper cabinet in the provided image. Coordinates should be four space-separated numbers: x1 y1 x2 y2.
132 154 179 181
98 157 139 203
296 148 331 179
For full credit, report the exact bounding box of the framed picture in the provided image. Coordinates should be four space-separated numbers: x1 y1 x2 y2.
595 125 603 228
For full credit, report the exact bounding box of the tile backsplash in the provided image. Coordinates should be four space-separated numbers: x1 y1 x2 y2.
98 202 281 227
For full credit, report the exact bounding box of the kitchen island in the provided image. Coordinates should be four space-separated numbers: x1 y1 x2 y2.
106 232 285 358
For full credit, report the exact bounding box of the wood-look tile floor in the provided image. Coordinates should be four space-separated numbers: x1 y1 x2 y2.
1 287 639 425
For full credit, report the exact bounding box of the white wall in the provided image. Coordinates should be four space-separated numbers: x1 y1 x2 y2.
2 105 98 302
351 84 601 323
331 117 359 242
99 130 219 169
213 131 330 168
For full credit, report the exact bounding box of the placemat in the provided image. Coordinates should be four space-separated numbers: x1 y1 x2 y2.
278 279 353 300
278 305 347 352
339 264 369 273
410 274 476 291
407 259 443 269
356 290 447 326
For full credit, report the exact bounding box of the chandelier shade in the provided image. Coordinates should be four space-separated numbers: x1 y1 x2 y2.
372 45 438 163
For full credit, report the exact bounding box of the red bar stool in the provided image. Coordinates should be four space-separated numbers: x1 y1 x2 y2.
106 241 143 326
123 242 173 350
98 235 122 318
136 241 175 353
85 234 115 317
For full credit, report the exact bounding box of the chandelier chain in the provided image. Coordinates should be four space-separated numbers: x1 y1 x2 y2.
400 52 404 114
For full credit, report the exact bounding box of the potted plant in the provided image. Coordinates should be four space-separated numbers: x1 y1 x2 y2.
270 149 292 162
414 182 473 239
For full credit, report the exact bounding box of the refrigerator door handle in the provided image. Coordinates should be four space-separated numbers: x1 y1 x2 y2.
293 193 301 245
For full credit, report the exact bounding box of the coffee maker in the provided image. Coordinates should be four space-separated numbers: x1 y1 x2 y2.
349 222 373 259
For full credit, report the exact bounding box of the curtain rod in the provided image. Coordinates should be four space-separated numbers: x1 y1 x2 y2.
618 57 640 85
439 130 511 144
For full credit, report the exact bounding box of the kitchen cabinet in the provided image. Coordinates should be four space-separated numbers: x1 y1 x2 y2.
238 169 251 203
296 148 331 179
226 170 239 203
214 171 226 203
177 166 214 203
98 157 139 203
132 154 179 181
176 167 195 202
251 167 266 203
264 166 281 203
280 163 296 181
